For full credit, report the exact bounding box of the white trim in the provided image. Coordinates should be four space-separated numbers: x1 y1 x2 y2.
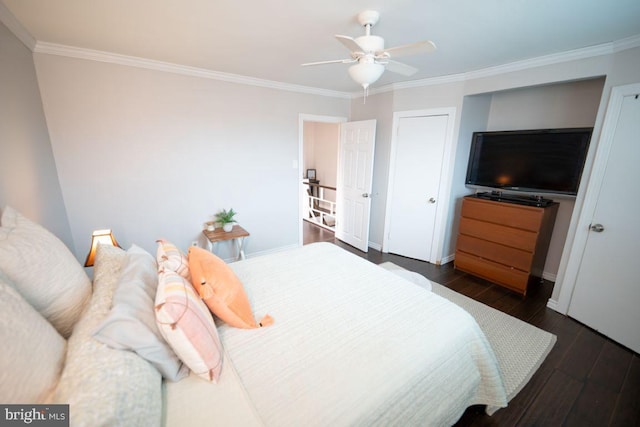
546 298 559 311
554 82 640 314
4 22 635 101
0 2 36 50
440 253 455 265
612 34 640 53
2 0 639 100
230 243 300 262
383 107 457 264
298 114 347 247
353 36 640 98
368 241 382 252
33 41 352 99
463 43 614 81
364 73 466 97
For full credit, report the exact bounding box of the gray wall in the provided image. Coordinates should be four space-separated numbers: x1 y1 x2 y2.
33 53 350 259
483 79 605 278
3 11 639 307
444 93 492 262
350 49 636 294
0 21 73 249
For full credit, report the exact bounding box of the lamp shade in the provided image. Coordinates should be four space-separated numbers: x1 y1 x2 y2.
348 62 384 89
84 229 120 267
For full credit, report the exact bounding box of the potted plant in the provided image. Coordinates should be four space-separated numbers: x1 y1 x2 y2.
215 208 237 232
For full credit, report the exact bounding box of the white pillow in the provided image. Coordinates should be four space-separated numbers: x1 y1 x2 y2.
93 244 189 381
0 274 66 403
0 206 91 337
54 244 162 426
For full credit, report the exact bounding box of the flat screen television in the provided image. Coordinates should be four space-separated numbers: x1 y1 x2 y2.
465 128 593 196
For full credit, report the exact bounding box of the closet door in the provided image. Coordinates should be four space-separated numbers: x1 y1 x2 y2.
567 88 640 353
384 112 450 262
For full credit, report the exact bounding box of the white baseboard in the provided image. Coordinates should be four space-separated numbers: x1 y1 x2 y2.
546 298 560 312
440 253 455 265
368 241 382 251
226 243 300 263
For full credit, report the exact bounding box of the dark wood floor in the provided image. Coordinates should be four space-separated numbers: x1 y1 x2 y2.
303 221 640 426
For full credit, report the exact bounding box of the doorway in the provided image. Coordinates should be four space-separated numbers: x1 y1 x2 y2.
298 115 346 246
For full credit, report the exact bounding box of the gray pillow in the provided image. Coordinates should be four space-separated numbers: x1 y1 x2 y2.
0 206 91 337
93 244 189 381
0 275 66 403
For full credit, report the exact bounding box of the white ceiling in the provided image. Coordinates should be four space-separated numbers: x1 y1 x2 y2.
3 0 640 94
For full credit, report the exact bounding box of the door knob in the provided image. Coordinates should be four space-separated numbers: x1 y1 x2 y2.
362 193 369 198
428 197 436 204
590 223 605 232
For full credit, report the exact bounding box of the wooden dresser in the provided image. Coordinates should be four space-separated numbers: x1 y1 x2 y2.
454 195 558 296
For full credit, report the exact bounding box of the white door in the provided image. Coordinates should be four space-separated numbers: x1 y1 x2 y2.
567 89 640 354
385 113 450 262
335 120 376 252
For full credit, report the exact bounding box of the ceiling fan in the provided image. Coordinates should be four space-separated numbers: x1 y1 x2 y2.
302 10 436 92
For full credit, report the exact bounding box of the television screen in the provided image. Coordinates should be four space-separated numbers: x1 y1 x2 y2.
465 128 593 196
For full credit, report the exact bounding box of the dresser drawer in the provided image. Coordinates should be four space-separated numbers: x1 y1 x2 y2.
456 234 533 272
454 251 529 294
459 217 538 252
461 198 543 231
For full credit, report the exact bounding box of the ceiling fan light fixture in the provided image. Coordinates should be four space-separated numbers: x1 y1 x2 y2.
301 10 436 95
348 62 384 89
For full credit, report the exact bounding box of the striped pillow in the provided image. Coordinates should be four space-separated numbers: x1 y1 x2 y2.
156 239 191 280
155 270 223 382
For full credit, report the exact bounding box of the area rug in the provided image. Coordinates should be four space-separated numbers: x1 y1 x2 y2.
379 262 556 403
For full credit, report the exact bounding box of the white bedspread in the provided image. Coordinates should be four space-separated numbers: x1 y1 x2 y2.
165 243 506 426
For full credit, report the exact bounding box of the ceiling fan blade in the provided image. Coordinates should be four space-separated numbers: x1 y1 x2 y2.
383 59 418 76
301 58 355 67
380 40 436 58
335 35 364 54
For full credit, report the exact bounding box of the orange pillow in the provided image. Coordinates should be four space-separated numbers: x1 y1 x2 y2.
188 247 272 329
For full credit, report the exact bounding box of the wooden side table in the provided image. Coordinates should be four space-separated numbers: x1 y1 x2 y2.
202 225 250 261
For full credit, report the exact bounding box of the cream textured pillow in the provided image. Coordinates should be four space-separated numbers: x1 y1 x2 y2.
54 244 163 426
0 206 91 337
155 270 223 382
0 275 66 403
93 244 189 381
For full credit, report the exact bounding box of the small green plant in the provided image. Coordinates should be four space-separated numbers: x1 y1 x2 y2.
215 208 237 225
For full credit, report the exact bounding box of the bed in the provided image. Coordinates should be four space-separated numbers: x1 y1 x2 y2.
0 206 507 426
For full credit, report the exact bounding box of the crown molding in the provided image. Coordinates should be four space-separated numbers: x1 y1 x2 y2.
612 33 640 52
6 1 637 102
464 42 615 80
33 41 352 99
351 36 640 99
0 2 36 50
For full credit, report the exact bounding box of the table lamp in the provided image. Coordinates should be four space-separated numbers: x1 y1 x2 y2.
84 229 120 267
